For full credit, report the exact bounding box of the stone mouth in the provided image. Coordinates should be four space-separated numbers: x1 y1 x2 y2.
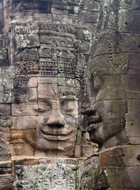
41 131 72 141
41 127 72 136
87 122 102 132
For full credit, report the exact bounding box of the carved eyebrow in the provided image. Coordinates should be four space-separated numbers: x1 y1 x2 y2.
59 95 78 100
37 97 51 102
38 94 58 99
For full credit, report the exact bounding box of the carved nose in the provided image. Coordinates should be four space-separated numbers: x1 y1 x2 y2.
47 109 65 128
80 95 95 116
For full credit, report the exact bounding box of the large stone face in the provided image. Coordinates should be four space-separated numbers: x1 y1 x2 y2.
79 0 140 189
81 0 140 150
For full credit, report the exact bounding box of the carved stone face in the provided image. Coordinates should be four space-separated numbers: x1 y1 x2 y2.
11 76 79 156
35 77 79 154
81 55 127 149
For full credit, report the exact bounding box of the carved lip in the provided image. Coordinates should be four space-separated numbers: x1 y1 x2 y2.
41 127 73 140
41 132 71 141
87 115 102 126
86 115 102 132
87 122 102 132
41 127 72 136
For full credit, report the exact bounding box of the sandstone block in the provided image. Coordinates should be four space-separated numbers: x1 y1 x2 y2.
0 168 12 175
12 103 38 116
15 34 40 49
121 145 140 167
0 161 11 168
38 83 58 98
10 143 35 157
10 129 36 144
126 119 140 144
11 116 37 129
28 48 39 61
118 10 140 33
74 144 81 158
0 174 13 183
27 77 38 88
93 75 126 101
100 147 124 167
0 184 13 190
0 155 11 162
38 76 58 84
0 141 10 155
84 0 100 11
0 104 10 116
127 99 140 113
84 11 99 23
105 167 140 188
14 23 39 34
104 168 124 188
94 100 126 124
81 145 95 158
12 156 38 165
26 88 37 102
0 131 10 141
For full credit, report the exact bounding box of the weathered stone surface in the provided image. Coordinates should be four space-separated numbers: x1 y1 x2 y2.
14 23 39 34
77 155 109 190
0 155 11 162
0 168 12 175
27 77 38 88
0 141 10 155
0 161 11 168
12 156 38 165
0 117 11 128
14 158 79 190
104 167 140 189
0 131 10 141
118 10 140 33
12 103 38 116
10 129 36 144
0 104 10 116
15 34 40 49
81 132 98 157
0 0 140 189
0 174 13 183
100 147 124 167
78 0 140 189
10 129 36 156
122 145 140 167
11 116 37 129
10 143 35 157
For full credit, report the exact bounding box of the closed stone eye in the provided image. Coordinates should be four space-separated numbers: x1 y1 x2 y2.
60 100 76 113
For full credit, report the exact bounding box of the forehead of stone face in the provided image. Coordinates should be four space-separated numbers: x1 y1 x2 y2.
87 54 116 80
57 78 80 97
30 77 80 99
37 77 58 99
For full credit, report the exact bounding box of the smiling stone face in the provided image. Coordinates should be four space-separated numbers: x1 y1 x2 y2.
11 76 80 157
35 77 79 155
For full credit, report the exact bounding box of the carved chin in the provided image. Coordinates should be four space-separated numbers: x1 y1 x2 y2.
89 130 104 144
36 133 77 152
88 122 125 145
